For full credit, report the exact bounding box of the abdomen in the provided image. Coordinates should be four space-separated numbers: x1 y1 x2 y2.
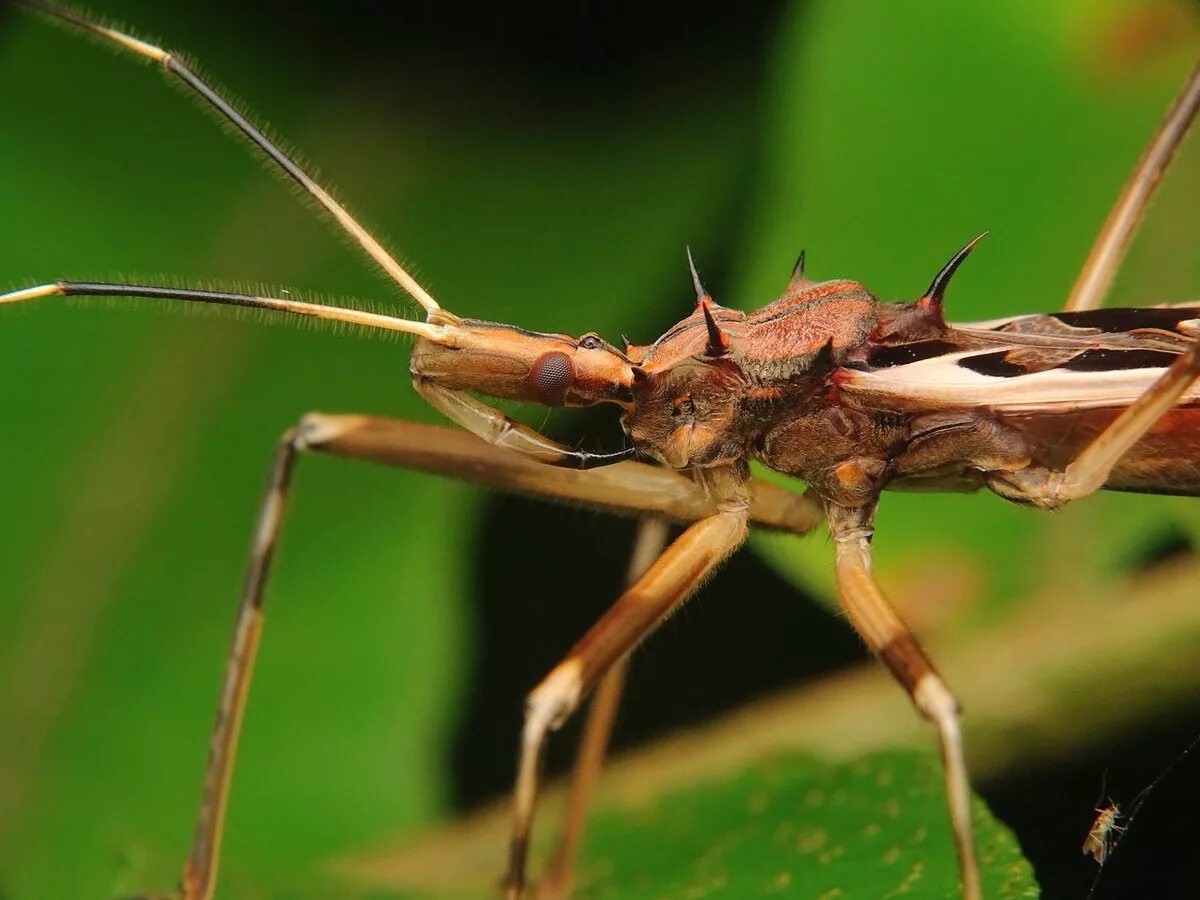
999 405 1200 496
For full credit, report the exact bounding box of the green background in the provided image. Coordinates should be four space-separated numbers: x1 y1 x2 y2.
0 0 1197 896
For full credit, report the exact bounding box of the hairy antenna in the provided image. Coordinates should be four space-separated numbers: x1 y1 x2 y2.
15 0 446 318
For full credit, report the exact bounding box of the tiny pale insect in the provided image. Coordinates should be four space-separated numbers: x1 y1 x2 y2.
1084 731 1200 897
1083 803 1124 866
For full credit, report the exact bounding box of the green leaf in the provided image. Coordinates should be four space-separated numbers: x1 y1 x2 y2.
577 749 1037 899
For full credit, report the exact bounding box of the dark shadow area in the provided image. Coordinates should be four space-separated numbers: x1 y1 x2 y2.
1124 522 1194 573
981 701 1200 900
219 0 783 110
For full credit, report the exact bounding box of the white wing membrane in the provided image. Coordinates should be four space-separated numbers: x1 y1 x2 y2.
842 348 1200 413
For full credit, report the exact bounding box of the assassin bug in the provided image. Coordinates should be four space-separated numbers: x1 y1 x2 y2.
4 2 1200 899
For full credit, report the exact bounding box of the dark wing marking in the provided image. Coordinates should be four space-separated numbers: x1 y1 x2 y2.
1055 307 1200 334
867 339 961 368
843 330 1199 412
954 347 1179 378
1062 348 1180 371
957 351 1027 378
952 306 1200 352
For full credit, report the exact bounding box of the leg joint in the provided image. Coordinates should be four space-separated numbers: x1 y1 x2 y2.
293 411 352 451
913 672 962 725
525 660 585 735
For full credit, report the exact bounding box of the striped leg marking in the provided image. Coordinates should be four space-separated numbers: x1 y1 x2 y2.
827 503 981 900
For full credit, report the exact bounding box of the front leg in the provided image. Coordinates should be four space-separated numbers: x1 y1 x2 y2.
413 378 635 469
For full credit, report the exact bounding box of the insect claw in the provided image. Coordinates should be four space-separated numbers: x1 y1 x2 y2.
686 246 709 304
920 232 988 309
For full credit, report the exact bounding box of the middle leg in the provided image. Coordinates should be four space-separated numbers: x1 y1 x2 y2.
824 500 981 900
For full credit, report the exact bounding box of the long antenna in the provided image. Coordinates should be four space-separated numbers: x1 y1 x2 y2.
14 0 445 318
0 282 451 340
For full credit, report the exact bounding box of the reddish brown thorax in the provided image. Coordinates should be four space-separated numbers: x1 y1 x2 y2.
620 279 879 470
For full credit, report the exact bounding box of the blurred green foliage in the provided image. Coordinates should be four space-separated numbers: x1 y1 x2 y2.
577 749 1036 900
0 0 1196 897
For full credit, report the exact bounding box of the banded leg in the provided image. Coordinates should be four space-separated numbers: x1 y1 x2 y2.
504 467 751 899
1064 59 1200 312
537 518 671 900
824 502 980 900
179 432 297 899
177 420 815 899
989 331 1200 506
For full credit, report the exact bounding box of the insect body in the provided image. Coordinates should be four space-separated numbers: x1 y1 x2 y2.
4 2 1200 900
1083 803 1124 865
1085 731 1200 896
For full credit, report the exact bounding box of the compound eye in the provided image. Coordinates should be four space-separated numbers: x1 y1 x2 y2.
578 333 603 350
528 351 575 405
